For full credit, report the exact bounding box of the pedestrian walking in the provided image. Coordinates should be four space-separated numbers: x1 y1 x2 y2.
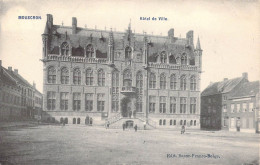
181 125 185 134
134 124 138 132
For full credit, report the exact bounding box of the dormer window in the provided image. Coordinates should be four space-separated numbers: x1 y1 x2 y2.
160 51 167 63
61 42 69 55
86 44 94 58
181 54 187 65
125 46 132 60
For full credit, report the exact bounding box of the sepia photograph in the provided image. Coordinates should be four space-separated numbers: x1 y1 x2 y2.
0 0 259 164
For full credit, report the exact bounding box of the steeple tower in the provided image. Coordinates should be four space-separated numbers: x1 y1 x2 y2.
195 36 203 70
143 32 148 68
108 28 114 65
42 14 53 58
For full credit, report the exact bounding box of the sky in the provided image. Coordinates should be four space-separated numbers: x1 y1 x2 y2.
0 0 259 93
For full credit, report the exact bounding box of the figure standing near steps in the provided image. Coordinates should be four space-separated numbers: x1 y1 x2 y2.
181 125 185 134
134 124 138 132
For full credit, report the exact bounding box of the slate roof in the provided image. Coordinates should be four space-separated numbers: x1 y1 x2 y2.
229 81 259 98
48 25 195 62
201 77 245 96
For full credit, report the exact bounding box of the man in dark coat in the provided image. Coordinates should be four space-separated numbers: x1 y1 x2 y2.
134 124 138 132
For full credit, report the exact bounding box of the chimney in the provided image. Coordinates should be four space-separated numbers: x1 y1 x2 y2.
8 67 12 71
224 78 228 81
168 28 174 38
242 72 248 80
186 30 194 45
14 69 18 74
46 14 53 28
0 60 2 67
72 17 77 34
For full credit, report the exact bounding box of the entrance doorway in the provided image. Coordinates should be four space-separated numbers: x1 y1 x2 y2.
125 120 134 128
121 97 131 117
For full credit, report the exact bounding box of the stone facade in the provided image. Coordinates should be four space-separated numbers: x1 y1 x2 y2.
41 14 202 129
0 60 42 121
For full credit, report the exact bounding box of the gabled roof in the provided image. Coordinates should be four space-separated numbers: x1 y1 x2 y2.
201 77 245 96
0 67 17 86
229 81 259 99
3 68 33 88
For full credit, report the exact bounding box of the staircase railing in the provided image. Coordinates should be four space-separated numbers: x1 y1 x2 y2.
136 113 157 128
106 113 122 125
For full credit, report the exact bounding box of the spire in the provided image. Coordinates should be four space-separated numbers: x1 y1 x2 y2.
43 22 49 35
128 19 131 30
196 36 201 50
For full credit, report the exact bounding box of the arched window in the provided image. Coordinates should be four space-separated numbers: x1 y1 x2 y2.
73 68 81 85
149 73 156 89
184 120 186 126
61 42 69 55
61 67 69 84
170 74 177 90
160 51 167 63
190 120 193 126
73 118 76 124
180 120 183 125
86 44 94 58
98 69 105 86
136 72 143 112
181 54 187 65
64 118 68 124
180 75 186 90
125 46 132 60
163 119 166 125
86 68 93 85
170 120 173 125
123 69 132 87
47 66 56 84
160 73 166 89
173 120 176 125
190 76 196 91
159 119 162 125
194 120 196 126
77 118 81 124
112 70 119 112
169 55 176 64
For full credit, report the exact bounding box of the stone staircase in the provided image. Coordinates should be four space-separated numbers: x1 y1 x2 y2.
105 113 157 129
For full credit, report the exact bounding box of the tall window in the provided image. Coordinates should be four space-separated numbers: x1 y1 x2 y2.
123 69 132 88
190 97 196 114
73 93 81 111
170 74 177 90
160 73 166 89
73 68 81 85
170 97 176 113
85 93 93 111
149 73 156 89
190 76 196 91
85 68 93 85
61 42 69 55
112 71 119 112
98 69 105 86
231 104 235 113
160 51 167 63
136 72 143 112
180 97 187 113
180 75 186 90
61 67 69 84
97 93 105 111
181 55 187 65
60 92 68 110
47 91 56 110
125 46 132 59
149 96 156 113
47 66 56 84
86 44 94 58
159 96 166 113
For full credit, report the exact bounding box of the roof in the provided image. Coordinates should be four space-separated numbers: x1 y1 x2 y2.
201 77 245 96
230 81 259 98
48 25 196 62
0 67 17 86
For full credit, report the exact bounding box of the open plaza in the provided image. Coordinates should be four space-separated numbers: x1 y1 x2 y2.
0 122 259 165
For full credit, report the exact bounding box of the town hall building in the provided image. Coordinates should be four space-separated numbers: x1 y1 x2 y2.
41 14 202 129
